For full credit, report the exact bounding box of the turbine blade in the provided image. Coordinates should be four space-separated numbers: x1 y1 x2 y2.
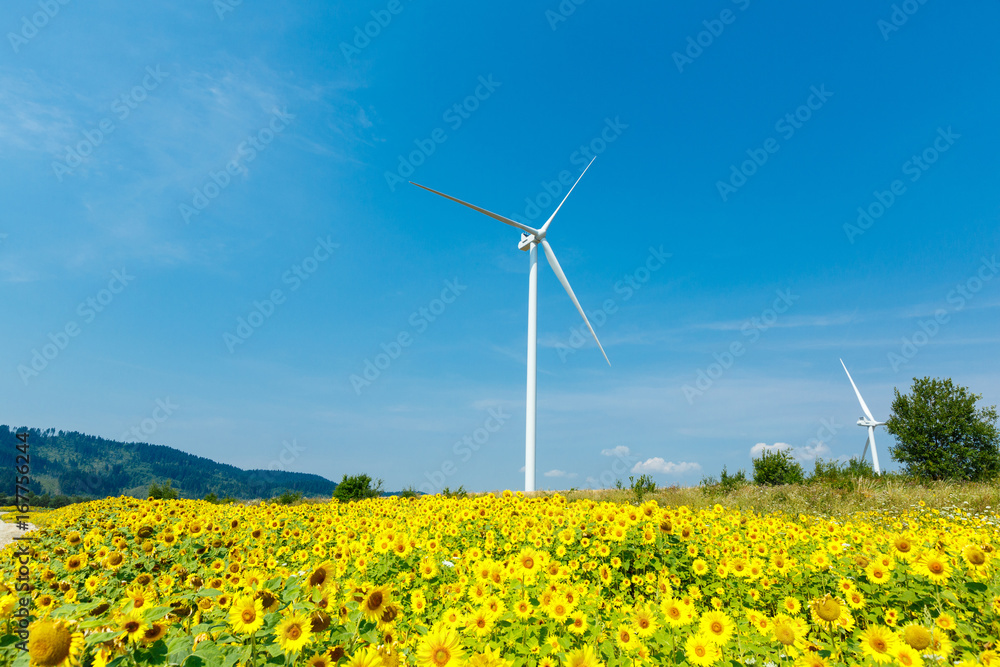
540 239 610 366
861 434 870 463
540 157 596 234
840 359 876 422
410 182 541 236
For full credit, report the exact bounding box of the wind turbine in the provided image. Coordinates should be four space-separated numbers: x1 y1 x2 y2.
839 359 884 474
411 158 610 493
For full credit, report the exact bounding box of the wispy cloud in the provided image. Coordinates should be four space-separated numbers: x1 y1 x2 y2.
631 458 701 475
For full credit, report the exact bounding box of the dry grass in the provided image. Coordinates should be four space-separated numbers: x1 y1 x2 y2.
555 479 1000 520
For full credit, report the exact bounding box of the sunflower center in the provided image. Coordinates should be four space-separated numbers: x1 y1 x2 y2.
775 626 794 645
872 638 887 652
287 626 301 640
523 558 534 569
242 610 256 623
695 646 706 657
711 621 723 634
929 562 943 574
433 648 450 665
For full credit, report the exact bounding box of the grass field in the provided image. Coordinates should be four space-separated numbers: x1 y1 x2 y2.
2 483 998 666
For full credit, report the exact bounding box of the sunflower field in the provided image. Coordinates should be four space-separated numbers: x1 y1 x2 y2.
1 493 999 667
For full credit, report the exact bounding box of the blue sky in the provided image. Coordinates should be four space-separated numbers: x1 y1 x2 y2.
2 0 998 494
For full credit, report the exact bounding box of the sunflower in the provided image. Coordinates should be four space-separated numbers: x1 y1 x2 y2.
781 597 802 615
415 625 465 667
361 586 392 621
913 551 952 584
810 595 842 624
27 619 83 667
276 613 313 654
141 622 168 644
859 625 898 664
229 596 265 635
64 554 87 573
661 598 693 627
894 645 924 667
615 626 639 653
865 561 892 585
345 646 384 667
794 654 829 667
631 603 658 637
698 610 734 645
564 645 602 667
568 612 588 635
684 633 722 666
119 610 148 643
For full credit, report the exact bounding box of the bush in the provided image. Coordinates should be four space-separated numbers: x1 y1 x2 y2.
700 466 749 496
807 457 874 491
203 492 219 504
148 480 179 500
275 490 303 505
752 449 804 486
332 474 383 503
887 377 1000 481
398 486 419 498
629 475 657 503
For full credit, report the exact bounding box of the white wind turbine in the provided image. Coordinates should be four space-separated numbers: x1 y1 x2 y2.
411 157 610 493
840 359 884 474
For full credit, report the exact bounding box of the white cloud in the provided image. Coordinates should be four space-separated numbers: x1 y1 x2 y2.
544 469 577 478
749 442 791 458
795 442 830 462
601 445 630 457
630 458 701 475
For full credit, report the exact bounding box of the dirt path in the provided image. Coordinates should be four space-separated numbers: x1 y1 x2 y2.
0 512 37 550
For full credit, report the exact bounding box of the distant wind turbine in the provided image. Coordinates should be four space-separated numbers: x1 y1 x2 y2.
840 359 884 474
411 157 610 492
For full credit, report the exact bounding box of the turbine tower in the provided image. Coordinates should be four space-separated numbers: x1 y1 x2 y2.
411 158 610 493
840 359 885 474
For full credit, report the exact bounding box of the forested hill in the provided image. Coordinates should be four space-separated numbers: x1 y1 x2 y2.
1 425 337 501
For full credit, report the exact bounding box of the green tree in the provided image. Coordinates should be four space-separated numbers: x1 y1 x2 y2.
332 474 383 502
148 479 179 500
886 377 1000 481
752 448 804 486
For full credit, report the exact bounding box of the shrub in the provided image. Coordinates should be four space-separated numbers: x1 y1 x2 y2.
398 486 419 498
700 466 749 496
629 474 657 503
275 490 303 505
440 486 468 498
807 457 875 491
332 474 383 503
752 449 804 486
148 480 179 500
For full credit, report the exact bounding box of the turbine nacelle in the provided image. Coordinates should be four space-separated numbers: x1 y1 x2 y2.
857 418 886 427
518 232 543 251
